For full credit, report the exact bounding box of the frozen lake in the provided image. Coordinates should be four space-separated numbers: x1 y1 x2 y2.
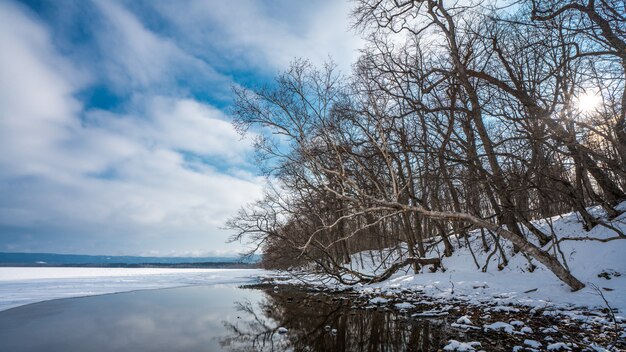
0 267 265 312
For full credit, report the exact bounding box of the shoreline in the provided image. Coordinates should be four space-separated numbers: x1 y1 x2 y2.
258 274 626 351
2 277 624 351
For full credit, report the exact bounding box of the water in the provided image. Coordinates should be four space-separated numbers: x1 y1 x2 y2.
0 284 448 351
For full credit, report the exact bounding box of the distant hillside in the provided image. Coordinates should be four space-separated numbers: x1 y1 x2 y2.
0 252 261 268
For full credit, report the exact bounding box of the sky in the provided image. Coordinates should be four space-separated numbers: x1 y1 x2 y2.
0 0 362 257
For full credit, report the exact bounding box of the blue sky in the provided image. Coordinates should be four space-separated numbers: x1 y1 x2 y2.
0 0 362 256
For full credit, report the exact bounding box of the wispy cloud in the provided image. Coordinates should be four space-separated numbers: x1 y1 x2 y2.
0 1 262 255
148 0 363 74
0 0 360 256
92 0 233 98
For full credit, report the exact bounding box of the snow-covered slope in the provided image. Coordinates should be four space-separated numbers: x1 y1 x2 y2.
298 203 626 314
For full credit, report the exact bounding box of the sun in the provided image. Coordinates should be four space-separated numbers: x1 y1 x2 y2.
576 92 601 113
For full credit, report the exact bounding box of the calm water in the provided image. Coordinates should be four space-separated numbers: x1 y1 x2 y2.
0 284 448 351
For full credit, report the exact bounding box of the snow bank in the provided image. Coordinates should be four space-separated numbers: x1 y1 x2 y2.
291 203 626 314
0 267 265 312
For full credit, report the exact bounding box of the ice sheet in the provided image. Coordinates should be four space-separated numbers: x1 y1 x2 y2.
0 267 265 312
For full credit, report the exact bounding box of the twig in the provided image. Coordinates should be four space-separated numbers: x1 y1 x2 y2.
589 283 619 348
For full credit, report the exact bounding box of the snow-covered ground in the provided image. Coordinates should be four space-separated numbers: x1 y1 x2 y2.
265 204 626 350
0 267 265 312
276 203 626 315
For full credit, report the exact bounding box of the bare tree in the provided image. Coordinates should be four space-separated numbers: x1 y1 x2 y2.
226 0 626 292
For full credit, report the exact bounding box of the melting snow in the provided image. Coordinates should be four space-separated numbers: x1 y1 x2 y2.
483 321 515 334
443 340 481 351
394 302 415 309
524 339 542 348
369 296 389 304
546 342 572 350
456 315 473 325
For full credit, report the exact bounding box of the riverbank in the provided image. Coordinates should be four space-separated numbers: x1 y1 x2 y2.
259 205 626 351
254 279 625 351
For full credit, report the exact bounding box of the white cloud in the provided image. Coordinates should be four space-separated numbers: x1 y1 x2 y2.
0 1 263 256
150 0 363 73
92 0 232 97
87 96 252 162
0 1 84 179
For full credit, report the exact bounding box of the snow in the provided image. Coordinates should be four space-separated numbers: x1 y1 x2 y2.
483 321 515 334
286 203 626 316
456 315 473 325
520 326 533 334
451 323 480 331
411 309 449 317
524 339 542 348
0 267 265 312
369 296 389 304
546 342 572 350
443 340 481 351
490 306 520 313
394 302 415 309
587 344 611 352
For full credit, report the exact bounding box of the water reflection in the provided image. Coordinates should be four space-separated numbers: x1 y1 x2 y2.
219 287 446 352
0 284 449 352
0 285 259 352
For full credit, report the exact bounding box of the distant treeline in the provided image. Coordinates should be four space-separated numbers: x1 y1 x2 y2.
0 262 259 269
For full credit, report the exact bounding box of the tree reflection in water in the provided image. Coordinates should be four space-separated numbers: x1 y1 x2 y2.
220 288 446 352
